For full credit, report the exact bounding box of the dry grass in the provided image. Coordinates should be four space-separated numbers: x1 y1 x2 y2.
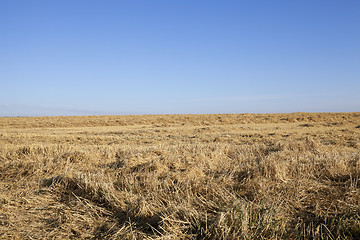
0 112 360 239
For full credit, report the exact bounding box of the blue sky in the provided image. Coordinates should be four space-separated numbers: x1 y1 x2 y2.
1 1 359 116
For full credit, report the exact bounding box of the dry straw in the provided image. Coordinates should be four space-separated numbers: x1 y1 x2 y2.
0 112 359 239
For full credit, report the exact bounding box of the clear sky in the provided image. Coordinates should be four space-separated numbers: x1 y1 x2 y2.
1 1 359 116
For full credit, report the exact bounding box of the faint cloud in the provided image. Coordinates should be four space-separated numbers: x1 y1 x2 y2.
0 104 107 117
195 94 295 104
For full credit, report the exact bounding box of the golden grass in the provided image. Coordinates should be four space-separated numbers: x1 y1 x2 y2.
0 113 360 239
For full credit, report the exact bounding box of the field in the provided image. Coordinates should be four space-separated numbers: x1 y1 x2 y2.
1 113 360 239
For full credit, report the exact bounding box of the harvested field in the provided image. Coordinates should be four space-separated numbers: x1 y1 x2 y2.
1 113 360 239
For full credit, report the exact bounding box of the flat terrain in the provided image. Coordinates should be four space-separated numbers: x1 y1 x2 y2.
1 113 360 239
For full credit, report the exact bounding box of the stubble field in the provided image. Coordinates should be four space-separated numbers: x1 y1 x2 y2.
1 113 360 239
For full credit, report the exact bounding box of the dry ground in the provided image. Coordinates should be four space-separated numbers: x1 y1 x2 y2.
0 113 360 239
